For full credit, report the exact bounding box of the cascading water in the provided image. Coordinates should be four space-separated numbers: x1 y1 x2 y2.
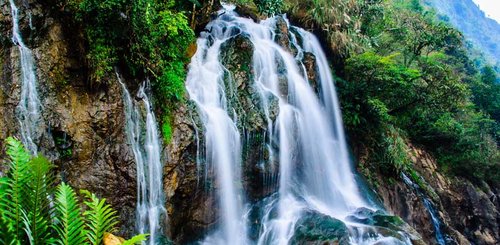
9 0 43 154
118 74 165 244
402 173 447 245
186 6 247 243
187 5 414 244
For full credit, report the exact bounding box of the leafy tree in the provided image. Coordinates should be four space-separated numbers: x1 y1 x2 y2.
336 0 499 184
471 66 500 123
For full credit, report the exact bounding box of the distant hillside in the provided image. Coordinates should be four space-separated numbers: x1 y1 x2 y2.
425 0 500 65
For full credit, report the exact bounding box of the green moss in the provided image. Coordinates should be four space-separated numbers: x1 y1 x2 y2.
291 211 349 244
407 168 439 202
60 0 194 112
162 118 173 145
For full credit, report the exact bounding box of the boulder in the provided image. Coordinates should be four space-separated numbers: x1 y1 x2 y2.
290 210 350 245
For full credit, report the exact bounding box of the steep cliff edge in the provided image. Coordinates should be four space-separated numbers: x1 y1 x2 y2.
360 144 500 245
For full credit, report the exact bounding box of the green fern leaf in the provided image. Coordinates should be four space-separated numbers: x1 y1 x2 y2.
52 183 88 245
0 177 17 245
2 137 31 242
122 234 149 245
24 156 55 245
81 190 119 245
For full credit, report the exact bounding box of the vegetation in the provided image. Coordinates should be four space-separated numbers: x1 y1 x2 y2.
301 0 500 184
48 0 194 142
283 0 367 57
255 0 283 16
0 137 147 244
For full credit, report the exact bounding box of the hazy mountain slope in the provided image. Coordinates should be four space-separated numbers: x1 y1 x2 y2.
426 0 500 64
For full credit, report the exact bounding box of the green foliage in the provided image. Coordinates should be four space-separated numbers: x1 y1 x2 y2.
418 106 499 181
58 0 194 121
0 177 16 245
335 0 499 184
81 190 119 245
122 234 149 245
74 0 127 84
471 66 500 123
162 117 173 144
129 0 194 104
255 0 283 16
284 0 368 57
23 156 55 245
52 183 87 245
381 126 411 173
0 137 146 244
2 137 32 243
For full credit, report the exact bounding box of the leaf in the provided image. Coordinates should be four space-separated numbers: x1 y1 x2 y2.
2 137 31 243
24 156 55 245
122 234 149 245
81 190 119 245
52 183 88 245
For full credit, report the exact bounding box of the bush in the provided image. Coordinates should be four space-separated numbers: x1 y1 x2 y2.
255 0 283 16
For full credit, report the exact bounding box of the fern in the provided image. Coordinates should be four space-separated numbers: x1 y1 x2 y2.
23 156 55 244
0 137 147 245
52 183 88 245
0 177 17 245
2 137 31 243
82 190 119 245
22 209 35 244
122 234 149 245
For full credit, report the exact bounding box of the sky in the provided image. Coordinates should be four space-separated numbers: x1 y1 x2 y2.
472 0 500 22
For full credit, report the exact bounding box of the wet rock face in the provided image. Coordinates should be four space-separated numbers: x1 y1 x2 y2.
411 147 499 245
347 208 425 244
366 145 500 245
220 34 280 201
274 16 291 53
163 103 215 244
441 181 499 245
0 0 136 236
374 175 437 243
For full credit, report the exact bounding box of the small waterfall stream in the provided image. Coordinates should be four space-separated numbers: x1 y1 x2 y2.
9 0 43 154
118 74 165 245
402 173 447 245
187 5 413 245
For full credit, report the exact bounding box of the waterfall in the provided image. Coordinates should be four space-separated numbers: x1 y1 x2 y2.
9 0 43 154
402 173 447 245
186 5 247 243
187 5 412 245
118 73 165 244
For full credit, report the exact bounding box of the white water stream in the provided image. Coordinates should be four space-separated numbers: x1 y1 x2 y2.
119 74 165 245
9 0 42 154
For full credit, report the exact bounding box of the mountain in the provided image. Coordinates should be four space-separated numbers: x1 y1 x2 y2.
426 0 500 65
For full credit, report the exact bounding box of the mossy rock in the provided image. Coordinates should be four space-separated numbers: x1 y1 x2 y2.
345 208 424 243
346 207 404 231
291 210 350 245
